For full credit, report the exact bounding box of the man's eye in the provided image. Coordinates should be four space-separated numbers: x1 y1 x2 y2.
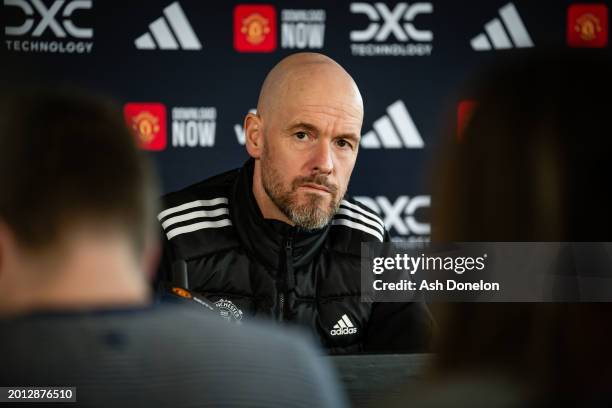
295 132 308 140
336 139 353 149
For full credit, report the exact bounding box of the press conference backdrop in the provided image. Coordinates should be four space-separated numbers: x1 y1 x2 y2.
2 0 609 241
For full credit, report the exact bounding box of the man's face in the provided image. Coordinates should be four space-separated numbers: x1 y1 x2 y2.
260 90 362 230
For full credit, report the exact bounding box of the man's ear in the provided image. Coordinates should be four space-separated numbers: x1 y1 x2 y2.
244 112 264 159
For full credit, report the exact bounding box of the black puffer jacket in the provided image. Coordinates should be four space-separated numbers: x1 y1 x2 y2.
157 159 433 354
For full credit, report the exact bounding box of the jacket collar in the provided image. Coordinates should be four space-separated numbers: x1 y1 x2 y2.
231 159 329 270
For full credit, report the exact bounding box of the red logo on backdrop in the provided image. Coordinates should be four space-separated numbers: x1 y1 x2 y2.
457 101 477 141
567 4 608 48
234 4 277 52
123 103 167 151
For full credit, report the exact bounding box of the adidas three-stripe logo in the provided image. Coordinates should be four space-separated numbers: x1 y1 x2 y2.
471 3 533 51
135 2 202 50
158 197 232 240
332 200 385 242
361 100 424 149
330 314 357 336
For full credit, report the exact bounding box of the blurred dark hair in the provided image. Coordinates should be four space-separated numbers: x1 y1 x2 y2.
430 50 612 398
0 88 158 255
434 49 612 242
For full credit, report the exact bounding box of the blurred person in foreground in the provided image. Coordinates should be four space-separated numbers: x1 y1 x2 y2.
384 50 612 407
0 89 347 408
156 52 433 354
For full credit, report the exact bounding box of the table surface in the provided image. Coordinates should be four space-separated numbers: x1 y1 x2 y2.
328 353 431 408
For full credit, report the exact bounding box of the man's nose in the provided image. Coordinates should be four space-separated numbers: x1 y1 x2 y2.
310 140 334 175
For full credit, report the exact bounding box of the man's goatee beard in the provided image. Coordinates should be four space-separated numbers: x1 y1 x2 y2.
261 163 341 231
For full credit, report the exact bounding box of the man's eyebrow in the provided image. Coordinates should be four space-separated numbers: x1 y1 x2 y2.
286 122 320 133
286 122 361 142
338 133 361 143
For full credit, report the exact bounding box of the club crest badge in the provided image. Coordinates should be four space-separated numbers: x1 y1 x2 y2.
214 299 243 323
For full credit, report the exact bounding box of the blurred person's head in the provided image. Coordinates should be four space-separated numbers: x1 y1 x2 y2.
430 50 612 400
0 89 158 315
434 50 612 243
244 52 363 231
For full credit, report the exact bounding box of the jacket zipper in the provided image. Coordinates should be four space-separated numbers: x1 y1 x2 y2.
278 293 284 322
279 236 293 322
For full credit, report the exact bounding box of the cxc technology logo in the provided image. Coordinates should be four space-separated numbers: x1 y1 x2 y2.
354 196 430 242
3 0 93 53
567 4 608 48
234 4 326 52
471 2 533 51
349 2 433 56
361 100 424 149
135 2 201 50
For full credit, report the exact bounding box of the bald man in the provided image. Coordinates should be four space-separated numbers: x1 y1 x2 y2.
157 53 433 354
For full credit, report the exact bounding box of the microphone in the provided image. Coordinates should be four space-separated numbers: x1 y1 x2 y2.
158 260 217 314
